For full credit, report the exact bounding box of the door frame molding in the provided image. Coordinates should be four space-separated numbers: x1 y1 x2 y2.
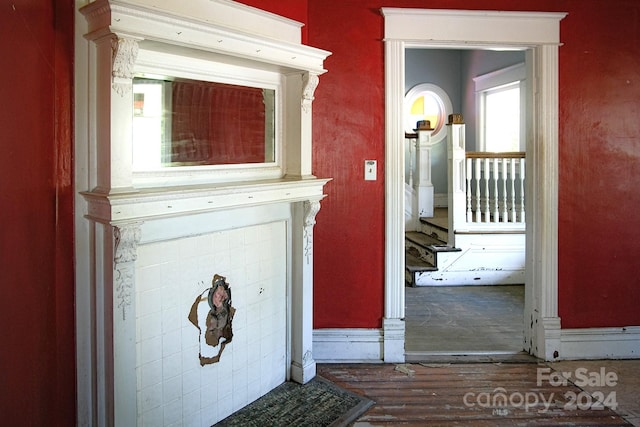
381 8 567 361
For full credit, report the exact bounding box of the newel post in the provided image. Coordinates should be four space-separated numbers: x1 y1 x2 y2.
447 121 466 246
415 130 435 218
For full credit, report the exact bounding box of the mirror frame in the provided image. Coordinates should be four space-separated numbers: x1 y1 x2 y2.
132 47 284 187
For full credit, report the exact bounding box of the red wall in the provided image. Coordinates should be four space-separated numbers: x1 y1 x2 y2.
247 0 640 330
0 0 76 424
557 2 640 327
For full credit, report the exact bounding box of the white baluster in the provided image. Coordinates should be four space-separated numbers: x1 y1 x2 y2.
484 158 490 222
519 158 526 223
475 158 482 223
510 158 517 223
493 158 499 223
466 159 473 222
405 138 415 188
502 158 508 223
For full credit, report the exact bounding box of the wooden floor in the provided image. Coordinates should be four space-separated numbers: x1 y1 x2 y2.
317 285 638 426
318 362 632 426
405 285 525 357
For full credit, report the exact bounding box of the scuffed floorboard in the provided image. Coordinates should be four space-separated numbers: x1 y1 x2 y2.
318 363 632 426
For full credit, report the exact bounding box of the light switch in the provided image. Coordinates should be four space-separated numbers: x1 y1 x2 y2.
365 160 377 181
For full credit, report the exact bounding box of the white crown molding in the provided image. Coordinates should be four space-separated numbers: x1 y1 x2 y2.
381 8 567 46
81 0 330 74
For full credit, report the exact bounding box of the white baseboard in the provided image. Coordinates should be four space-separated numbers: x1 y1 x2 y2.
313 328 383 363
314 326 640 364
559 326 640 360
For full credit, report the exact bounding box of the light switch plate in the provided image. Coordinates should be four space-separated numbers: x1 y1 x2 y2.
365 160 377 181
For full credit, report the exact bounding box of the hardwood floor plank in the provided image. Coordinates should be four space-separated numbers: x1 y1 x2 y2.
318 363 632 426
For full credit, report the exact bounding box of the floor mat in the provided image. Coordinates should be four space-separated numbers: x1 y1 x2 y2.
213 376 374 427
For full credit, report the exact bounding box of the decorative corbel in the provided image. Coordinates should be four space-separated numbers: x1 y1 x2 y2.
113 223 142 320
301 72 319 113
111 37 139 96
303 200 321 264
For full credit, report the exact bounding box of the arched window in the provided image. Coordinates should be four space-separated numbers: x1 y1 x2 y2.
404 83 452 143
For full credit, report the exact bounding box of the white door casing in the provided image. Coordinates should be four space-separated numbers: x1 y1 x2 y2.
381 8 567 361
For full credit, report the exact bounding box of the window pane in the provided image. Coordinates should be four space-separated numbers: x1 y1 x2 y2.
407 91 442 131
485 85 520 152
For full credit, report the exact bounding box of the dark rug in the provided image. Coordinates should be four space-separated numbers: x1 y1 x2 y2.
213 376 374 427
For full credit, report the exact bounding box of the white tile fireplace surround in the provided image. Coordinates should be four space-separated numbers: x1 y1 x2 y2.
135 210 289 425
75 1 331 425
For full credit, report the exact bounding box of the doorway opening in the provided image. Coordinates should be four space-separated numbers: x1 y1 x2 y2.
381 8 566 363
403 47 528 358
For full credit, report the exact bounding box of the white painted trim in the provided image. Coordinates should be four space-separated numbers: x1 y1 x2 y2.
312 321 405 363
313 329 383 363
383 317 406 363
383 40 406 326
559 327 640 360
382 8 567 363
109 0 305 44
473 62 526 92
381 8 566 46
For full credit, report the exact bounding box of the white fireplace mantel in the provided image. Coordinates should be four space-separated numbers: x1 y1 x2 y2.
83 178 332 224
75 1 331 425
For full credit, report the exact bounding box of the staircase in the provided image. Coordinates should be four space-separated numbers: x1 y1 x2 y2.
405 207 526 287
405 208 460 286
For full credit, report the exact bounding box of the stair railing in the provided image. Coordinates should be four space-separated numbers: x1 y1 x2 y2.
466 152 525 224
447 122 526 246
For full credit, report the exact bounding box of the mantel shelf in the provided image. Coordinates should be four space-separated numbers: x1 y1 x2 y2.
83 177 331 224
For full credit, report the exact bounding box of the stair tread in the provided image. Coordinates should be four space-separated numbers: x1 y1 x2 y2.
419 216 448 231
405 250 437 272
405 231 460 252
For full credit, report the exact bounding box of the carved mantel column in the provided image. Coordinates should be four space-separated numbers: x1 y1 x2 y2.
291 198 323 384
113 223 142 320
112 222 142 426
303 200 321 264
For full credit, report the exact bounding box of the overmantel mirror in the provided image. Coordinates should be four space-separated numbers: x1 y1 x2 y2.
128 42 287 187
132 75 276 170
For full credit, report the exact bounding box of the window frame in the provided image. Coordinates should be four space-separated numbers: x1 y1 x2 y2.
474 63 526 152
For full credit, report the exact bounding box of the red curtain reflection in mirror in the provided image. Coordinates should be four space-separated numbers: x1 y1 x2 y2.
171 81 266 165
